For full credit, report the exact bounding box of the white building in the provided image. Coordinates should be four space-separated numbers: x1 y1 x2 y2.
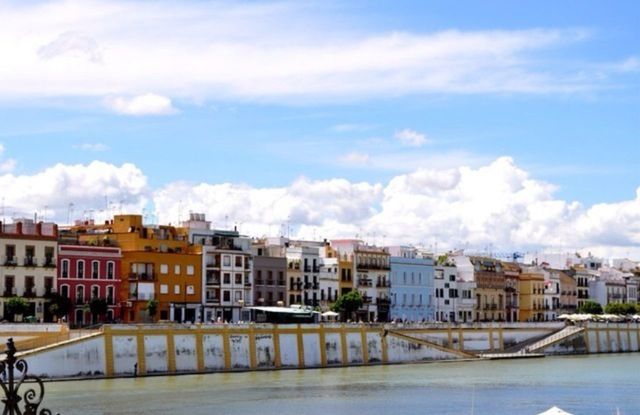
542 268 561 321
183 213 253 322
434 265 475 323
0 219 58 322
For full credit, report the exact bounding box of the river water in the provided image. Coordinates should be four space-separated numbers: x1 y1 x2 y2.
44 353 639 415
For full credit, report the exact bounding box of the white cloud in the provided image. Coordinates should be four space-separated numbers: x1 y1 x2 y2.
340 152 371 165
0 157 636 259
0 161 148 224
0 1 629 106
73 143 109 152
152 157 640 258
394 128 429 147
0 143 16 173
104 94 176 116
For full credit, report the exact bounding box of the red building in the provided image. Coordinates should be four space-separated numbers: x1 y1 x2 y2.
57 245 122 325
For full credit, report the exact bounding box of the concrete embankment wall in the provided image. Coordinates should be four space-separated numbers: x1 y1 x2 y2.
14 322 640 379
544 323 640 355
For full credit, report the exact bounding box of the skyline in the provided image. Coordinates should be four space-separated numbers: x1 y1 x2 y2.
0 0 638 258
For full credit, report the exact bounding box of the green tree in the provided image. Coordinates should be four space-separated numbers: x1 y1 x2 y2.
605 302 637 315
6 297 29 322
89 297 109 323
331 291 363 321
146 299 158 318
578 300 603 315
48 294 72 321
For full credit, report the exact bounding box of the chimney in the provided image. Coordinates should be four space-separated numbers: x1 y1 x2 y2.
16 222 22 235
36 222 42 236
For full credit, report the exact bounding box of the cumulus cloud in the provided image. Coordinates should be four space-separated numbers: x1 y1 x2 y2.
153 157 640 258
104 94 176 116
394 129 430 147
0 1 631 106
0 157 637 258
0 161 148 224
0 144 17 173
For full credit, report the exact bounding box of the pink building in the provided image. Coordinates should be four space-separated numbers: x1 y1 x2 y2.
57 245 122 325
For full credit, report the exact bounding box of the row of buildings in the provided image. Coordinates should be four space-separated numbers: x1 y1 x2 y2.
0 213 637 325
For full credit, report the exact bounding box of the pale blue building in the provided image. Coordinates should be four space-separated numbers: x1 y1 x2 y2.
389 248 435 322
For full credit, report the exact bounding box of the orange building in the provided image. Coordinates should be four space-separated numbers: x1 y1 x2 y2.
74 215 202 323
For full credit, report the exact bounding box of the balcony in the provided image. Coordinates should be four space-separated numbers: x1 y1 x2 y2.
206 277 221 285
76 296 85 305
3 287 16 297
23 288 36 298
376 281 389 288
244 282 252 287
128 272 155 281
357 279 373 287
312 266 320 273
277 279 286 286
303 282 311 290
356 264 390 272
266 279 275 286
43 287 55 297
254 279 264 285
362 295 372 303
43 257 56 268
23 257 37 267
304 266 311 273
312 282 319 290
3 256 17 266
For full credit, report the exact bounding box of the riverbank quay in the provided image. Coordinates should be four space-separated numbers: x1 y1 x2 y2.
3 321 639 380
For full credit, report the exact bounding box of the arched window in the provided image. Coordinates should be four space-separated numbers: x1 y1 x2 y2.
76 286 85 303
91 285 99 299
92 261 99 279
107 262 115 280
77 260 85 279
107 286 115 305
60 284 69 298
61 260 70 278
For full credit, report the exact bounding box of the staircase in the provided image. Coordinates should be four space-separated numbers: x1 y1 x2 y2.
523 326 584 353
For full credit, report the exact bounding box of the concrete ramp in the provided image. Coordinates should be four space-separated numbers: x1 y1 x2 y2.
385 330 477 359
524 326 584 353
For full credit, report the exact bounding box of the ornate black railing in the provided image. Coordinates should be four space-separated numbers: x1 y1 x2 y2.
0 338 59 415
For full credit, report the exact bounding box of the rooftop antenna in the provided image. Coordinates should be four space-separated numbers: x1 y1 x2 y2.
43 205 48 222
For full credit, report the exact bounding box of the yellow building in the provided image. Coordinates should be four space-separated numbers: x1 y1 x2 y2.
518 271 545 322
338 252 354 296
76 215 202 323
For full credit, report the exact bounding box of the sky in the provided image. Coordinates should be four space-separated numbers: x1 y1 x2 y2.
0 0 638 258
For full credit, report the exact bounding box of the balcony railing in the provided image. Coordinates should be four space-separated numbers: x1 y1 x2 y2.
3 256 17 266
206 278 221 285
277 279 286 286
376 281 389 288
362 295 372 303
376 297 391 305
3 288 16 297
43 256 56 268
312 282 319 290
23 289 36 298
128 272 155 281
358 279 373 287
356 264 390 271
23 257 37 267
76 296 85 304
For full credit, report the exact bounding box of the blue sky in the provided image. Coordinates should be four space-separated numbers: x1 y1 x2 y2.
0 0 638 256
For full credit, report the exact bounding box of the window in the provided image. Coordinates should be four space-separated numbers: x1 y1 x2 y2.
223 290 230 301
174 285 180 295
91 285 99 298
223 255 231 267
187 285 195 295
160 264 169 274
234 291 242 301
235 273 242 284
174 265 181 275
24 276 35 295
77 260 85 279
186 265 195 275
235 256 242 267
92 261 99 279
76 286 85 303
61 260 70 278
107 286 115 304
107 262 115 279
223 273 231 284
160 284 169 294
60 284 69 298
